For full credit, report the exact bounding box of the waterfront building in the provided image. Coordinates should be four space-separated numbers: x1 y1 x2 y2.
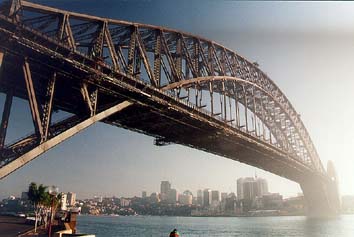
93 196 103 203
150 192 160 203
160 181 171 195
225 193 237 213
21 192 28 200
238 176 269 201
120 198 131 207
160 181 171 201
255 178 269 197
221 192 228 202
142 191 147 198
60 193 67 210
243 177 258 201
179 191 193 205
167 189 178 204
283 195 306 214
203 189 212 207
211 190 220 202
67 192 76 206
197 190 203 206
255 193 283 209
237 178 244 200
8 196 16 200
192 197 198 205
263 193 283 209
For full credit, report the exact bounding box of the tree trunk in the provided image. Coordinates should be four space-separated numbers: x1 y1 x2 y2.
34 211 38 233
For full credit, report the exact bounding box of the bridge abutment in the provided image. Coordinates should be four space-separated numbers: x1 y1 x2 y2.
300 161 340 217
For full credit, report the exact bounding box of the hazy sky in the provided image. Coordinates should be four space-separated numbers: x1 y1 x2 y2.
1 0 354 199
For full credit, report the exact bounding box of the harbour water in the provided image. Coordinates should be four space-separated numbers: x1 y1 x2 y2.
76 214 354 237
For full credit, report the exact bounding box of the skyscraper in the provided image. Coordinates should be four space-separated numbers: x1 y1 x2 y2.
221 192 228 202
142 191 147 198
256 178 269 197
160 181 171 201
211 190 220 202
243 177 257 201
160 181 171 195
238 176 269 201
237 178 244 200
179 190 193 205
203 189 211 207
197 190 203 206
167 188 177 204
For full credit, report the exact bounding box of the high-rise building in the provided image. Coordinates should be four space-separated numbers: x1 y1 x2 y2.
60 193 67 210
203 189 211 207
178 190 193 205
150 192 160 203
221 192 228 202
237 178 244 200
21 192 28 200
161 181 171 195
256 178 268 197
167 189 177 204
197 190 203 206
243 177 258 201
161 181 171 201
67 192 76 206
211 190 220 202
238 176 269 201
142 191 147 198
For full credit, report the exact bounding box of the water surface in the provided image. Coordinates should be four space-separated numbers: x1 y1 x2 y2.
77 214 354 237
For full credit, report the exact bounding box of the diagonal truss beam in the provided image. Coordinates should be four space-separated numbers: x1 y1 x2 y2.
104 21 120 71
0 100 133 179
23 58 44 138
58 13 76 50
161 33 181 82
41 73 56 141
136 30 157 86
0 91 13 149
0 51 4 81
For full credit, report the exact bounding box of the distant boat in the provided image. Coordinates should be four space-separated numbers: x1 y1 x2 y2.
109 214 119 217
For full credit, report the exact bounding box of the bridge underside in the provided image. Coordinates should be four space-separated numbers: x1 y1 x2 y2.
0 41 310 182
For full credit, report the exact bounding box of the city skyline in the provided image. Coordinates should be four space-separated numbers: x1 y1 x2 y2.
5 176 291 201
1 0 354 200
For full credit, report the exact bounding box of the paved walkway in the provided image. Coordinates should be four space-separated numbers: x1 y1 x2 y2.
0 215 34 237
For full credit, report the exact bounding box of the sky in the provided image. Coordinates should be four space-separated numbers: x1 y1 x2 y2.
1 0 354 199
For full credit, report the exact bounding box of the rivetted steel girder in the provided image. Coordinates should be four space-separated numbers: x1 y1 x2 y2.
162 76 311 166
0 0 324 176
0 100 133 179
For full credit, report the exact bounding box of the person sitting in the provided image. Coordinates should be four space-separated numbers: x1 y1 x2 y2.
169 228 180 237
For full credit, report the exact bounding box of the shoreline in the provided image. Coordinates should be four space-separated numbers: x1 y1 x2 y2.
78 213 307 218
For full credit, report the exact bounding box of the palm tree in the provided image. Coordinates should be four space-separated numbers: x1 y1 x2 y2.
28 182 49 233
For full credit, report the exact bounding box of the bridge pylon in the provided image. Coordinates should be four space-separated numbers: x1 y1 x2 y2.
300 160 340 217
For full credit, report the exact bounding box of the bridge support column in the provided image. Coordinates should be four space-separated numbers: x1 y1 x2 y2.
300 161 340 217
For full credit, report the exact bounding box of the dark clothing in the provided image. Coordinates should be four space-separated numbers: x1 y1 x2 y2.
169 229 179 237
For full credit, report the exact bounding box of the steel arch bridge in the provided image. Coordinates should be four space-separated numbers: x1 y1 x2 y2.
0 0 340 216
